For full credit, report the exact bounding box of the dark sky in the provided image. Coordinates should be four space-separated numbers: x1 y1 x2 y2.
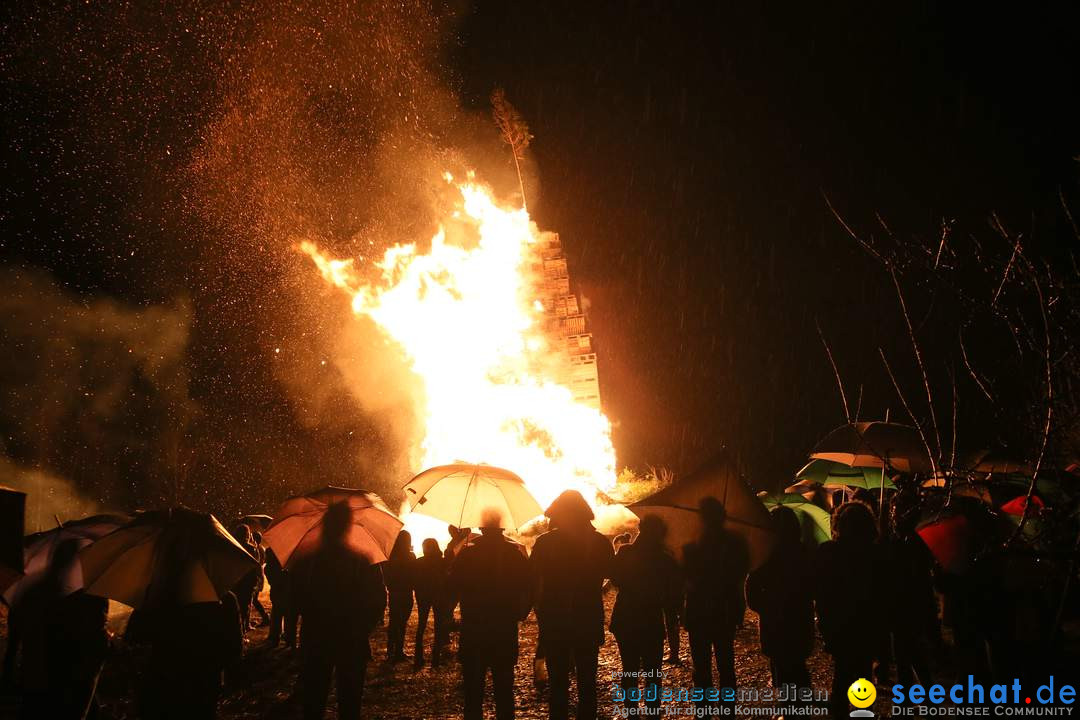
455 1 1080 479
1 1 1078 516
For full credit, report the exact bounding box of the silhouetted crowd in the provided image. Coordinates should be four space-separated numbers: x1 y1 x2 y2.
0 488 1070 720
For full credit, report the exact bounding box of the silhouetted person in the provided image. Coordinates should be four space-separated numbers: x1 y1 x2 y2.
815 501 884 720
384 530 415 662
610 515 680 713
264 547 297 648
531 489 614 720
450 509 532 720
683 497 749 698
413 538 449 668
10 539 110 720
249 530 270 628
292 502 387 720
663 601 682 665
229 524 260 633
885 494 938 687
746 506 814 691
128 588 243 719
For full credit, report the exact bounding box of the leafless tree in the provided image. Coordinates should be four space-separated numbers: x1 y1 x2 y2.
491 88 533 211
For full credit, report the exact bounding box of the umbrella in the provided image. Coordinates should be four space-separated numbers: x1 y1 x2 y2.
403 464 543 530
240 514 274 530
757 492 831 545
264 487 402 568
962 448 1034 477
810 421 933 474
1000 494 1044 517
916 514 971 574
3 513 130 605
0 486 25 595
79 508 257 609
792 458 896 491
630 454 774 569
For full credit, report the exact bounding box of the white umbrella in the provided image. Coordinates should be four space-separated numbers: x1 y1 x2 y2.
403 464 542 530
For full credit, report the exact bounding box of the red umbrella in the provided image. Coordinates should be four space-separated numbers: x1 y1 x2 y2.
264 487 402 567
916 514 971 574
999 494 1044 517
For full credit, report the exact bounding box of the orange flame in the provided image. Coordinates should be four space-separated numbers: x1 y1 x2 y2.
300 174 616 522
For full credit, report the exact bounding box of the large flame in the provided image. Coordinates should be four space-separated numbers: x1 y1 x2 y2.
301 173 616 528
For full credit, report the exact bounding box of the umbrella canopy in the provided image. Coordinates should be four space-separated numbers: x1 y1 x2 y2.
757 492 831 545
264 487 402 567
793 458 896 491
3 513 130 605
810 421 933 475
1000 494 1044 517
240 514 274 530
917 514 971 574
0 486 25 595
403 464 542 530
962 448 1034 477
79 508 257 609
630 454 774 569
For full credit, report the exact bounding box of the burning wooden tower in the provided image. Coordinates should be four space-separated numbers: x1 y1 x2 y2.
536 233 602 410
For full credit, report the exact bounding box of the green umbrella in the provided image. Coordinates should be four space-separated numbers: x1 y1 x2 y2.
792 458 896 491
757 492 831 545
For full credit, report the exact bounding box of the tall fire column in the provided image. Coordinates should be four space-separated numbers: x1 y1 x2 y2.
536 233 602 411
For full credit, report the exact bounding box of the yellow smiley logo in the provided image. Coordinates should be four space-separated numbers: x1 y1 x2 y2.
848 678 876 709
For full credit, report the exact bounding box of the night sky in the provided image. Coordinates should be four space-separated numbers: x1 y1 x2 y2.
1 1 1078 521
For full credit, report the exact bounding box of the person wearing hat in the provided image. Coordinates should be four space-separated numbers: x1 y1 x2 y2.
530 489 615 720
449 507 532 720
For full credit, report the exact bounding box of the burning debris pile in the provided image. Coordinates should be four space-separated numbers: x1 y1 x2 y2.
301 173 617 513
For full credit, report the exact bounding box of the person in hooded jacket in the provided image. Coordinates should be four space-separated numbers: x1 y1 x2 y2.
530 489 615 720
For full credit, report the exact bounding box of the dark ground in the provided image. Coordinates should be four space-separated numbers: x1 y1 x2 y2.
7 588 925 720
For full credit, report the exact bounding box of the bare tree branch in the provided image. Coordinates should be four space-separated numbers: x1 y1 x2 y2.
816 319 850 423
879 348 940 481
891 266 943 460
992 213 1023 307
959 330 994 403
823 191 886 265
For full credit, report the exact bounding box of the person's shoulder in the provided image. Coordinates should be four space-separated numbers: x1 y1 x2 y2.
532 529 556 552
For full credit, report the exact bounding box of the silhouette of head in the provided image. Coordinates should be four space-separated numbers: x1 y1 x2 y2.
545 490 594 529
390 529 413 558
637 514 668 546
833 501 878 544
699 496 726 531
479 507 506 535
322 502 352 544
769 506 802 545
421 538 441 557
251 530 262 545
232 523 252 545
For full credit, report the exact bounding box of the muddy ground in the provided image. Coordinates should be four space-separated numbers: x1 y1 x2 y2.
61 588 906 720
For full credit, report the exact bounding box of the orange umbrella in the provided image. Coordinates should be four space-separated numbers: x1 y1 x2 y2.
264 487 402 567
